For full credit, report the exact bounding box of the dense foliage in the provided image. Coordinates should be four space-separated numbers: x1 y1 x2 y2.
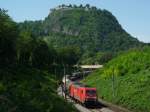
0 4 149 112
18 4 143 64
0 9 18 68
0 67 77 112
83 47 150 112
0 9 78 112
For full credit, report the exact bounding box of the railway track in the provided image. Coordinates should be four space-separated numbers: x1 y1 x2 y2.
57 86 118 112
58 85 131 112
58 74 131 112
90 108 114 112
91 109 102 112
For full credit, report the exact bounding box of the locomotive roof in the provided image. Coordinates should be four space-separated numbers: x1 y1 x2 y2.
73 82 89 87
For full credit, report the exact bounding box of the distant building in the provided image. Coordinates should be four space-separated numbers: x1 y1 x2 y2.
74 65 103 71
80 65 103 69
55 5 70 10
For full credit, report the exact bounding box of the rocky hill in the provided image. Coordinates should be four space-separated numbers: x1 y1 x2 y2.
18 4 144 63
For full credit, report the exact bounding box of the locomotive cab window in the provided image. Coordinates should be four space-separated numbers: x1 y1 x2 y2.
86 90 96 96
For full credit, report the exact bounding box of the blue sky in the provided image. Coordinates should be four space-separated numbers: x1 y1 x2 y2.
0 0 150 43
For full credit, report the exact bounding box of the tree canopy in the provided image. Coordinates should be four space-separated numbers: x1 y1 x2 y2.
18 4 144 64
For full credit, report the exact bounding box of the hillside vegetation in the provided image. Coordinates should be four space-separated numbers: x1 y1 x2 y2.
83 47 150 112
18 4 144 64
0 9 78 112
0 67 77 112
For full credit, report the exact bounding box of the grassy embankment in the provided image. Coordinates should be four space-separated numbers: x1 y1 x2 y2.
83 47 150 112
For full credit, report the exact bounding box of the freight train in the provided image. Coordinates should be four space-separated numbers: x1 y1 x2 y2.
62 76 98 105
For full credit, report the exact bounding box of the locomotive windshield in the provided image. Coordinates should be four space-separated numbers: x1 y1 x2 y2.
86 90 96 96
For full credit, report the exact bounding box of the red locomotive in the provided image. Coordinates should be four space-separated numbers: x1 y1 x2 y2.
66 81 97 105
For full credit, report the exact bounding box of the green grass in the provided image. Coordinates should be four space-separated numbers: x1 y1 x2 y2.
83 48 150 112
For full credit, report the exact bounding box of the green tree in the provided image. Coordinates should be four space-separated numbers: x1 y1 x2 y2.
57 47 80 66
17 31 34 65
32 40 54 69
0 9 18 67
85 4 90 9
99 52 113 64
79 4 83 8
68 4 72 8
